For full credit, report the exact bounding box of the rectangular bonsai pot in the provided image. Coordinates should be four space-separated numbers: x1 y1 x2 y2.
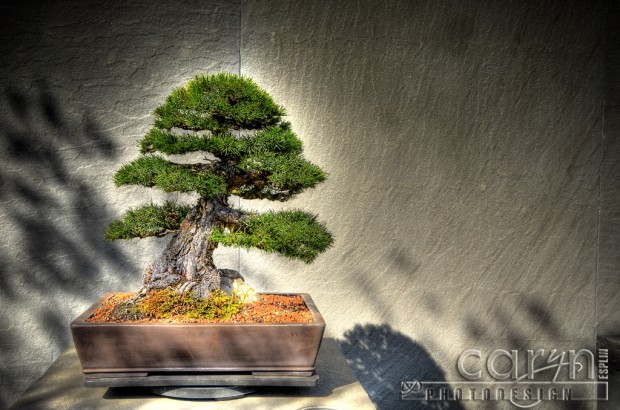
71 292 325 375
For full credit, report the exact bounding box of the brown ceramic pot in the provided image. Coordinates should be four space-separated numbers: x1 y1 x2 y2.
71 293 325 375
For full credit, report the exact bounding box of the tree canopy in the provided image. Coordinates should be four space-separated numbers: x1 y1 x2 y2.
105 73 332 264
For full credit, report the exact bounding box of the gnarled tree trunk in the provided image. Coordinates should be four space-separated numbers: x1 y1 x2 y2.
143 196 228 297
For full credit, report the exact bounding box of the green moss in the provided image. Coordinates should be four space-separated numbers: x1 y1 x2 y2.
137 288 243 320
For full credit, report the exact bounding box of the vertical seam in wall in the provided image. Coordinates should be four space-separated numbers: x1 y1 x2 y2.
237 0 242 273
238 0 242 77
595 0 607 344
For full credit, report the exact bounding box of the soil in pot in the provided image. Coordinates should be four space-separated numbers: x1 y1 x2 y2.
87 290 314 324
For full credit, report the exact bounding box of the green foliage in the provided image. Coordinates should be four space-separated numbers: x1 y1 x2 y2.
140 124 302 158
211 210 333 263
109 73 333 266
153 73 284 131
137 288 243 320
104 202 191 240
138 125 323 199
243 123 303 156
140 128 211 155
239 152 327 193
114 155 227 198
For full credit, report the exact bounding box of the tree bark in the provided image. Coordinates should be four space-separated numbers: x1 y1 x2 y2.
143 196 228 297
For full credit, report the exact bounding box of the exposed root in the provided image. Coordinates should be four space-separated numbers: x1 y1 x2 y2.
128 286 148 304
177 281 197 295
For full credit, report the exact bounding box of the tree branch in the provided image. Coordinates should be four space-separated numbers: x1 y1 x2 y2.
214 207 248 228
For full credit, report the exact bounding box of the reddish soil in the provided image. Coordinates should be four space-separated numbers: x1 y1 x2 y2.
87 293 314 324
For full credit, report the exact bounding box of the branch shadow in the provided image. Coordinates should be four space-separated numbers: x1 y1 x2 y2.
462 295 594 410
9 338 356 407
339 323 464 410
0 82 137 407
100 338 356 400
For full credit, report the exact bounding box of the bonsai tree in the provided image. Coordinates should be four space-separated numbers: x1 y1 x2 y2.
104 73 333 298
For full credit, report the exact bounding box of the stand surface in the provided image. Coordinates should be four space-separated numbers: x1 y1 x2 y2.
10 338 376 409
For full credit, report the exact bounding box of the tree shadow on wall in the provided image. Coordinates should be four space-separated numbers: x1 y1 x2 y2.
461 292 598 410
339 323 464 410
0 82 137 407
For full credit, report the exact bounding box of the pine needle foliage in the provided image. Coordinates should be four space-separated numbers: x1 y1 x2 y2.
153 73 284 132
114 155 227 197
107 73 333 265
105 202 191 240
239 152 327 192
139 123 303 157
211 211 333 263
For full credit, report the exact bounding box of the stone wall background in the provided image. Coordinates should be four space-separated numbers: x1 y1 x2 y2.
0 1 241 406
0 1 617 408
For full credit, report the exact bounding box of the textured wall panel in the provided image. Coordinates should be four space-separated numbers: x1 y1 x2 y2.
0 1 240 407
0 0 616 409
241 1 605 408
598 0 620 337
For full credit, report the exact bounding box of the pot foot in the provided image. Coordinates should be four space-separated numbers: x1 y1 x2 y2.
149 386 256 400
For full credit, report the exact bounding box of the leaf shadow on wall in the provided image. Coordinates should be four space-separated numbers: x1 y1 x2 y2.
338 244 592 410
0 82 138 408
461 295 593 410
339 323 464 410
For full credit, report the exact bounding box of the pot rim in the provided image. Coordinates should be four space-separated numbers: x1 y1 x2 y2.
71 292 326 327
